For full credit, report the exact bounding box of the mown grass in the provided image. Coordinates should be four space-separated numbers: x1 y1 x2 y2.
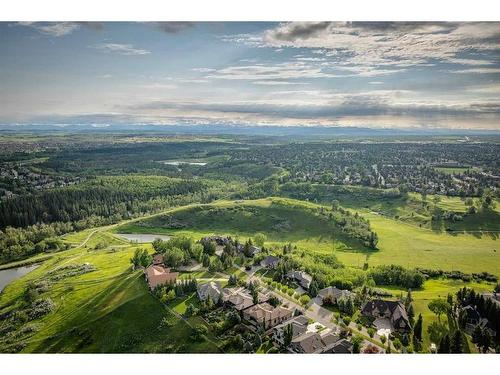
116 197 500 276
377 279 494 351
0 229 218 353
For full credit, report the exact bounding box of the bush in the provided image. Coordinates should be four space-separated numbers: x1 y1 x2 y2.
367 328 376 338
299 295 311 306
369 265 424 289
27 298 55 320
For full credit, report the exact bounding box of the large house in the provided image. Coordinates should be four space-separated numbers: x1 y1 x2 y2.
286 270 313 290
271 315 310 346
461 305 496 337
221 288 255 311
260 255 280 269
317 286 353 304
322 338 353 354
361 299 411 332
144 265 178 290
242 302 293 329
197 281 222 302
289 332 325 354
221 287 269 312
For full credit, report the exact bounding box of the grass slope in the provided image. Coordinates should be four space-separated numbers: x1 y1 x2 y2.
0 229 218 353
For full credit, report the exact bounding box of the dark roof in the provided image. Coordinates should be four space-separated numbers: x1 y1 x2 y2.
462 305 481 322
261 255 280 267
322 338 353 354
318 286 353 300
361 299 411 330
290 332 325 354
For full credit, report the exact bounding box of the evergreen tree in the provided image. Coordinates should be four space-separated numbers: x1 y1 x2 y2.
413 314 423 341
450 330 464 354
438 334 451 353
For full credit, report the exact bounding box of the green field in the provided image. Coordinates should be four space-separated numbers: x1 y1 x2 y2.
1 194 498 353
117 197 499 276
0 229 219 353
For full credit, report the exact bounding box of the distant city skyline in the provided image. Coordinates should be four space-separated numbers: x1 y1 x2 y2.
0 21 499 130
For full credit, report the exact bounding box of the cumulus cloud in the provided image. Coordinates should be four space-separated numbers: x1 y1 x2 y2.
91 43 151 55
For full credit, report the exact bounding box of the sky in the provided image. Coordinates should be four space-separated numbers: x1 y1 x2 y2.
0 21 499 130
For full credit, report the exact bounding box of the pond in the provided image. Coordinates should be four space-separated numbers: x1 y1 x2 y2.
115 233 171 243
161 161 207 166
0 264 39 292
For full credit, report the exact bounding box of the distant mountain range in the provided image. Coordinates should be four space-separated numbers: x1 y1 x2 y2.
0 123 499 137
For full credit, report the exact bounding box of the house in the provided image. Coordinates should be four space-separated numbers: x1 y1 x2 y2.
317 286 353 304
260 255 280 269
482 292 500 307
197 281 222 302
289 332 325 354
461 305 481 325
361 299 411 332
461 305 496 337
144 265 178 290
221 287 265 312
271 315 310 346
152 254 164 266
286 270 313 290
242 245 261 257
322 338 353 354
243 302 293 329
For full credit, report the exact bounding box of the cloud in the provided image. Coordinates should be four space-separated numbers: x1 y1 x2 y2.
91 43 151 55
224 22 500 74
252 80 309 86
17 22 103 37
150 22 194 34
17 22 81 37
269 22 331 41
450 68 500 74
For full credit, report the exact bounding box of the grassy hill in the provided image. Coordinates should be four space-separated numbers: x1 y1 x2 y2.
0 229 219 353
116 197 499 276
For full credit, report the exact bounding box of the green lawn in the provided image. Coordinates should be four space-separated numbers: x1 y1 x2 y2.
377 278 494 351
0 229 217 353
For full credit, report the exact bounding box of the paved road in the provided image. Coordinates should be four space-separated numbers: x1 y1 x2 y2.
241 265 388 352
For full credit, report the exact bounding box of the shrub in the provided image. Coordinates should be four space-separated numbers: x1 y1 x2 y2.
299 295 311 306
367 328 376 338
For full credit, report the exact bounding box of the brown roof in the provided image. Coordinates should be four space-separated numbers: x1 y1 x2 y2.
153 254 164 265
244 303 293 327
145 265 178 290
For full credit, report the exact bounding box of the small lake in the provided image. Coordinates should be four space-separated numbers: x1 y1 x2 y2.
116 234 171 243
0 264 39 292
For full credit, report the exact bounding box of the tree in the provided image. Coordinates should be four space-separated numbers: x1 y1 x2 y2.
450 330 464 354
164 247 185 268
393 338 402 351
130 248 151 268
413 314 423 342
202 253 210 268
202 240 216 255
428 299 450 322
472 325 483 344
479 330 492 353
352 335 363 353
438 334 450 353
299 295 311 306
405 289 413 306
253 233 266 248
283 323 294 348
401 334 409 348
